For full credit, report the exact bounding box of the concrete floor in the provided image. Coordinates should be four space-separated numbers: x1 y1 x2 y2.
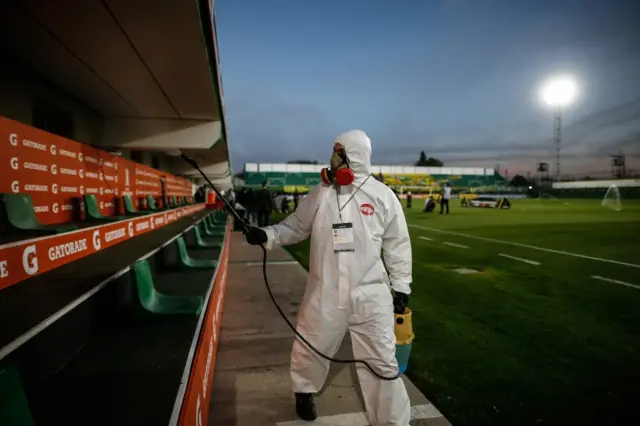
208 232 451 426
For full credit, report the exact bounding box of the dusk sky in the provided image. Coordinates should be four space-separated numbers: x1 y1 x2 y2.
216 0 640 178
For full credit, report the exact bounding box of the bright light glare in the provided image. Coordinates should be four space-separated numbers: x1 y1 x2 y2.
540 77 577 107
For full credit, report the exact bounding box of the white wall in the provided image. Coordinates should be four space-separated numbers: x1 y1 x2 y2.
0 60 104 146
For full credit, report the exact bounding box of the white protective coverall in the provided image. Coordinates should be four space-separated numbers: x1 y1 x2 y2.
263 130 412 425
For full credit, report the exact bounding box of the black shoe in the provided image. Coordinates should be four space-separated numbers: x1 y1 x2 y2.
295 393 317 421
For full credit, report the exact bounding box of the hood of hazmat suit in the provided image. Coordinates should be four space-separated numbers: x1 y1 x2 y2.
263 129 412 425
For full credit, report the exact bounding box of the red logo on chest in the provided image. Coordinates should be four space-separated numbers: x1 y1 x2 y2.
360 203 375 216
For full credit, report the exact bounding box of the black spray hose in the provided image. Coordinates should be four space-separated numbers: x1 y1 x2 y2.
179 152 400 381
258 244 400 380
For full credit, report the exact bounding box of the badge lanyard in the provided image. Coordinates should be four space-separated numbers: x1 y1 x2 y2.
336 174 372 223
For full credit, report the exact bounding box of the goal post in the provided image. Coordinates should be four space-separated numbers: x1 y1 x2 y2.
601 184 622 211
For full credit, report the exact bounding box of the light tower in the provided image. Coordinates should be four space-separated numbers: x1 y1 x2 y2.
540 76 577 181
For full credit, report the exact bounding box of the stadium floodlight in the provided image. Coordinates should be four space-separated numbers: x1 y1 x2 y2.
540 77 577 108
538 75 579 181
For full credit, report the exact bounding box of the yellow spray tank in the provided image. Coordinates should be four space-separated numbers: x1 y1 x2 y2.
394 307 415 374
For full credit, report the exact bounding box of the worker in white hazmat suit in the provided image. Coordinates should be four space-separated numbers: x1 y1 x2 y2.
244 129 412 425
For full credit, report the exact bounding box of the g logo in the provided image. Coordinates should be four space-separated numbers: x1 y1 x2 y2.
11 181 20 193
92 230 101 250
150 219 155 230
79 169 84 179
52 184 59 194
114 162 118 170
51 164 58 175
9 133 18 146
128 222 134 237
50 144 57 155
22 245 38 275
164 213 168 224
115 188 119 196
99 173 104 181
78 152 84 162
79 185 85 194
10 157 19 170
99 158 104 166
99 201 104 209
99 187 104 195
52 203 59 213
114 175 118 183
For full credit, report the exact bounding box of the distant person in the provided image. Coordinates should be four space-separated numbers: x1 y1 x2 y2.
256 181 274 227
293 188 300 210
281 194 290 214
423 195 436 213
195 185 206 203
406 191 412 209
227 188 236 207
160 176 168 207
237 188 247 208
440 183 451 215
245 188 257 225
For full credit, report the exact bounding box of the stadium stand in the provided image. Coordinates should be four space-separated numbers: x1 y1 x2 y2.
0 115 231 425
241 162 506 193
0 210 228 425
0 1 233 424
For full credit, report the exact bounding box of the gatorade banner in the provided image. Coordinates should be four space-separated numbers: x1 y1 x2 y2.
0 116 193 225
0 204 205 291
177 220 230 426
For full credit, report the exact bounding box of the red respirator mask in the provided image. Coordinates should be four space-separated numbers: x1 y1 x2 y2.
320 147 355 186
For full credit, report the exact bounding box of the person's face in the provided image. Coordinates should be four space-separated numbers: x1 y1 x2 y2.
330 142 348 173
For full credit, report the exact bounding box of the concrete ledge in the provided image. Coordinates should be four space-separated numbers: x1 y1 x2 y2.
209 232 451 426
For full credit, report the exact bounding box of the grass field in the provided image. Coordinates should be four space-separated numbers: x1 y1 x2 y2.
273 198 640 426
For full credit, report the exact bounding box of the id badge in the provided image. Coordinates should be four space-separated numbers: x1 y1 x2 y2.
332 223 354 252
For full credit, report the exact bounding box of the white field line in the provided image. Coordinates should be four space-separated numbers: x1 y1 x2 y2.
418 236 434 241
498 253 541 266
443 242 470 249
592 276 640 291
410 224 640 269
276 403 442 426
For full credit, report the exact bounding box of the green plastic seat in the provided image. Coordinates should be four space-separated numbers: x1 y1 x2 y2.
207 214 226 228
208 219 226 233
84 195 127 221
193 226 222 249
176 236 218 270
172 196 180 206
146 194 171 211
144 195 158 211
123 195 149 216
0 364 35 426
182 196 190 205
132 259 203 315
202 220 225 237
2 193 77 234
